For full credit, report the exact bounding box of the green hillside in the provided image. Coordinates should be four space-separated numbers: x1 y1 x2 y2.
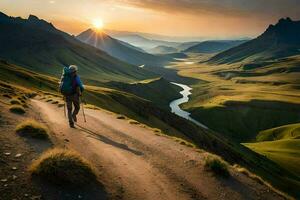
245 139 300 176
257 123 300 142
106 77 182 109
245 123 300 176
245 123 300 177
0 12 156 83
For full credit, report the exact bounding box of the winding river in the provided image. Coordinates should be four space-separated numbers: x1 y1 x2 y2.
169 83 208 129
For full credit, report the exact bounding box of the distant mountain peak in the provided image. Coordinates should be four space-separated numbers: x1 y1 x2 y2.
28 14 40 21
209 17 300 63
278 17 292 24
0 12 8 19
266 17 298 33
26 14 55 30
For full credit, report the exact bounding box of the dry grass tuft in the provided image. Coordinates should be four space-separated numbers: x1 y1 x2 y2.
9 105 26 114
172 137 196 148
128 120 140 125
233 164 264 184
116 115 126 119
58 103 65 108
10 99 22 105
29 148 97 186
2 94 12 99
16 120 49 139
204 153 230 178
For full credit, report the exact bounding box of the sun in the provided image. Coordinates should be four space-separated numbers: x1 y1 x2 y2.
92 19 104 30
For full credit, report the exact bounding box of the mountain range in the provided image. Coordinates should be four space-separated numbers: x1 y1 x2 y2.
106 32 181 50
0 12 156 83
210 18 300 64
76 29 170 67
184 40 248 53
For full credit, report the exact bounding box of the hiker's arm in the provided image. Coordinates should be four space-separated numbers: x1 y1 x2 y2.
76 76 84 92
58 75 64 93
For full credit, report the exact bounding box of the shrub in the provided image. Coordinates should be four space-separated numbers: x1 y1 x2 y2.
29 149 97 186
26 92 37 98
2 94 12 99
51 101 59 104
16 120 49 139
204 154 230 178
153 128 161 133
9 105 26 114
116 115 126 119
129 120 140 125
10 99 22 105
58 103 65 108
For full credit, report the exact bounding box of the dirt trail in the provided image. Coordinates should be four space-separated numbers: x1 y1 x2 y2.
31 99 284 200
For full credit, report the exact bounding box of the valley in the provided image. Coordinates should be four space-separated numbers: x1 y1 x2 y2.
164 18 300 195
0 8 300 200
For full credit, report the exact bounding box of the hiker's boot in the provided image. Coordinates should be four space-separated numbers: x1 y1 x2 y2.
72 115 77 123
69 123 75 128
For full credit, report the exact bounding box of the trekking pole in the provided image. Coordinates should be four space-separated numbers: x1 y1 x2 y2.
63 97 66 118
81 96 87 123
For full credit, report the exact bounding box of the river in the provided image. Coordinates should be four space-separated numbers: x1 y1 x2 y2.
169 82 208 129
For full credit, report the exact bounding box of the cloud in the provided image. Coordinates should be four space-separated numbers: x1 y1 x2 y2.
49 1 55 4
112 0 300 19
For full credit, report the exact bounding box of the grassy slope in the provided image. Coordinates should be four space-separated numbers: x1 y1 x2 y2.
106 77 182 110
244 123 300 176
257 123 300 142
1 60 300 198
245 139 300 176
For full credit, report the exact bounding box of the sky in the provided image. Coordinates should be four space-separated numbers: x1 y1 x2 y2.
0 0 300 39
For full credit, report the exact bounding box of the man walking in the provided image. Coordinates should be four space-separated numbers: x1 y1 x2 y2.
59 65 84 128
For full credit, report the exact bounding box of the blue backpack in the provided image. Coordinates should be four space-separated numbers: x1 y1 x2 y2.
59 67 74 95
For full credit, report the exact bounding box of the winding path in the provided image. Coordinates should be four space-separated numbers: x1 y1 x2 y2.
31 99 283 200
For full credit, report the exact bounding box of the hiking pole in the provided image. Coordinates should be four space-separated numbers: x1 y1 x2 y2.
81 96 86 123
63 97 66 118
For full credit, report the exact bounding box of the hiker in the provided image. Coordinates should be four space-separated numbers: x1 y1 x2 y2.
59 65 84 128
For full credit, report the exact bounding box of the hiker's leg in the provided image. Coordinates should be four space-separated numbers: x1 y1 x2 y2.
66 95 74 126
72 94 80 121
